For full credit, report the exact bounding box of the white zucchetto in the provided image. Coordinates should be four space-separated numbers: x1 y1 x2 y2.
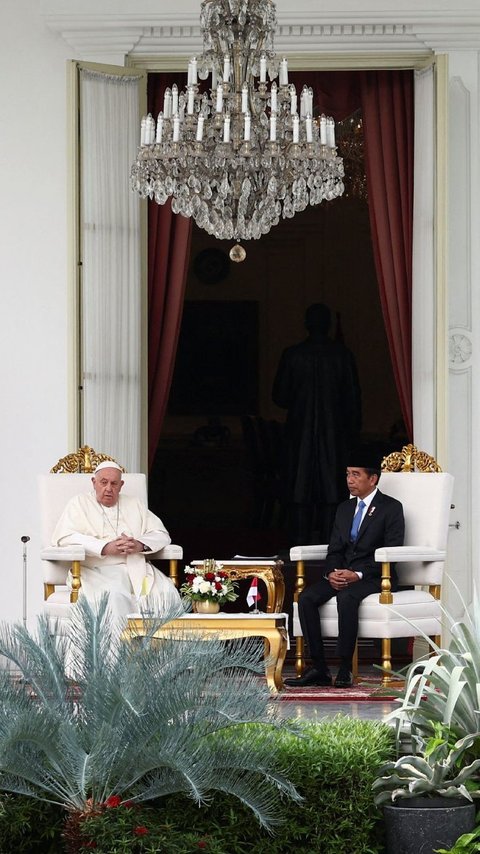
93 460 123 474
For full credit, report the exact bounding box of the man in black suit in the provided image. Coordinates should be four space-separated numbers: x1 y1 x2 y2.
285 453 404 689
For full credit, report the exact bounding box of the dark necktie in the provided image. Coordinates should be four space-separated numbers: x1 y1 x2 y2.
350 499 366 542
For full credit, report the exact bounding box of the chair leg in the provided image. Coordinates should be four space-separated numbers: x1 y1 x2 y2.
70 560 81 604
381 638 392 685
169 559 179 588
352 643 358 681
294 560 305 675
295 636 305 676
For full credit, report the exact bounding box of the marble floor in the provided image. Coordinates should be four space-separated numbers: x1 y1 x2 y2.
276 665 399 721
276 698 397 721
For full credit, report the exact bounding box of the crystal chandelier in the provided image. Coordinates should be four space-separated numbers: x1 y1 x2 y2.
130 0 345 255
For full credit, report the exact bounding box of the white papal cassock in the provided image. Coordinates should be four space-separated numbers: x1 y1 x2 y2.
51 492 182 618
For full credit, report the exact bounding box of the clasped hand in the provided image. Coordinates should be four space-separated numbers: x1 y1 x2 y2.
328 569 359 590
101 532 144 556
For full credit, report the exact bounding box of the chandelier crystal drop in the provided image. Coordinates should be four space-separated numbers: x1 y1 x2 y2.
130 0 345 243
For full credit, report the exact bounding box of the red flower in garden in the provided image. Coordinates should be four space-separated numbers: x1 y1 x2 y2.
197 842 207 849
134 826 149 836
104 795 122 808
84 843 97 849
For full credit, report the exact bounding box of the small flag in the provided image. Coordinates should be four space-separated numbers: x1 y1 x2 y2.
247 577 260 608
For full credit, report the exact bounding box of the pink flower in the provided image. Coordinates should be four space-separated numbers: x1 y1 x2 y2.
104 795 122 808
133 826 149 836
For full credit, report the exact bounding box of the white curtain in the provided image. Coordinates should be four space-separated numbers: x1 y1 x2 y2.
412 64 436 453
80 68 142 472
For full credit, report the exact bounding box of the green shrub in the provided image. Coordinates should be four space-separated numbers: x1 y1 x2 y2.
159 716 396 854
0 716 394 853
71 800 240 853
0 793 64 853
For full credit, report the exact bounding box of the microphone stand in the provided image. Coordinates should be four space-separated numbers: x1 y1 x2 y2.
21 536 30 628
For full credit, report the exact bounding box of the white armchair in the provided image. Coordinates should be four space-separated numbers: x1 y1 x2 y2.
290 445 454 683
39 447 182 625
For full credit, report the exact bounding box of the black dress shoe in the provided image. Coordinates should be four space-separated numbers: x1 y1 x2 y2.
284 668 332 687
334 668 353 689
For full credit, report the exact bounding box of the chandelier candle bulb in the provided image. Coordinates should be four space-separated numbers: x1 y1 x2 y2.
173 115 180 142
223 114 231 143
187 86 195 114
223 54 230 82
172 84 178 115
145 114 155 144
326 117 336 147
140 116 146 146
270 81 278 111
191 56 198 85
244 112 251 141
290 85 297 115
211 65 217 90
279 57 288 85
155 113 163 144
241 82 249 112
163 88 172 119
270 114 277 141
292 113 299 143
306 114 313 143
216 83 223 112
196 114 204 142
320 114 327 145
187 61 193 85
300 87 306 118
260 53 267 82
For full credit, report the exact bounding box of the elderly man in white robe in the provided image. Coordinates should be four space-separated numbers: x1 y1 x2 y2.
51 461 182 619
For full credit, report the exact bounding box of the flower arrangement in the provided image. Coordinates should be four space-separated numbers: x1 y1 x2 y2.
180 560 238 606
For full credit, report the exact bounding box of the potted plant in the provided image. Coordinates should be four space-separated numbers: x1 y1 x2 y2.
372 586 480 854
180 560 238 612
373 726 480 854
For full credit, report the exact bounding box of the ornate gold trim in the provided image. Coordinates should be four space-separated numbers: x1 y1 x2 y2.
50 445 125 474
381 443 442 473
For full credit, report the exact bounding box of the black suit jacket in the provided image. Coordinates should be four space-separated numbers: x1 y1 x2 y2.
325 489 405 584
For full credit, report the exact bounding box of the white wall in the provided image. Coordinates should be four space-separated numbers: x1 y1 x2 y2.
0 1 79 623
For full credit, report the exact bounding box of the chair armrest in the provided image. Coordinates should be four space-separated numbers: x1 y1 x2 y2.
149 544 183 560
41 546 85 561
374 546 446 563
290 545 328 561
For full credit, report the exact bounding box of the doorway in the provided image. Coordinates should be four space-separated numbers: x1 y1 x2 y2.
149 193 404 565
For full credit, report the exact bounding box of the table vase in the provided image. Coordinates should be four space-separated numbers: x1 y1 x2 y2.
194 600 220 614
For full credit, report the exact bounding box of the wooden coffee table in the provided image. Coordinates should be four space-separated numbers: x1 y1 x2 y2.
126 612 288 693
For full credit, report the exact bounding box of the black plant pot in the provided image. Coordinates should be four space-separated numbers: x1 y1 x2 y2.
384 797 476 854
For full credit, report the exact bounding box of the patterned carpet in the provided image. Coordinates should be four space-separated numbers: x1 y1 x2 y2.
278 678 398 702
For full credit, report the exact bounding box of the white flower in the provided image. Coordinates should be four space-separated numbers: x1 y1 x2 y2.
199 581 211 594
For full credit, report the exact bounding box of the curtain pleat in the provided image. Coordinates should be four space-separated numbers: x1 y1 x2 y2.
80 68 142 471
147 73 192 470
359 70 414 440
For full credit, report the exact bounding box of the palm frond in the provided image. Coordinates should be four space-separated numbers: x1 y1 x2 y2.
0 594 297 829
